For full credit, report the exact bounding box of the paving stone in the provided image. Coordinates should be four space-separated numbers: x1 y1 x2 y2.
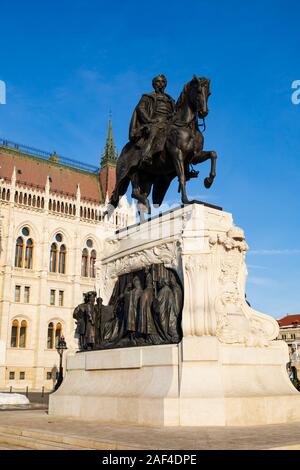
1 410 300 450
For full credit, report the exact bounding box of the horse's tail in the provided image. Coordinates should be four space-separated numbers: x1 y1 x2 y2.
109 176 130 208
109 188 120 208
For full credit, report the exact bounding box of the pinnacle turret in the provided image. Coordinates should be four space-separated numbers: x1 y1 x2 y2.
100 117 118 168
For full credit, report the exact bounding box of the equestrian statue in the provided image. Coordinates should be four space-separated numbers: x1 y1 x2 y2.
108 74 217 217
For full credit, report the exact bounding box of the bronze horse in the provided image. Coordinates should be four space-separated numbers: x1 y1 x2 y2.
109 76 217 216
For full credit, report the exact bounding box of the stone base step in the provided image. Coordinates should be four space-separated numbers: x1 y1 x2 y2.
0 432 90 450
0 425 137 450
0 443 29 450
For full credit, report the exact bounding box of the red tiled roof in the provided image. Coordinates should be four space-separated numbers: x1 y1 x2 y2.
0 152 103 203
277 314 300 327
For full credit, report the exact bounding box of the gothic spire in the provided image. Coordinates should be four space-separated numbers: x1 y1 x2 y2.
100 116 118 168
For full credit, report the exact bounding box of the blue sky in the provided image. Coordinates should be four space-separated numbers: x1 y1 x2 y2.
1 0 300 317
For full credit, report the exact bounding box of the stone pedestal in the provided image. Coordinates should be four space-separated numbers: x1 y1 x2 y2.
49 203 300 426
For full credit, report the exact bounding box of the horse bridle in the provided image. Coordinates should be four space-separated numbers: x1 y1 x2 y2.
173 81 208 132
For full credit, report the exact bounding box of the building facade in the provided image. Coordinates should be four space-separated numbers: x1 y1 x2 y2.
0 122 136 391
277 315 300 380
277 314 300 349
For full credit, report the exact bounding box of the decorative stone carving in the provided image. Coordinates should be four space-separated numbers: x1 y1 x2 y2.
98 241 182 304
210 226 278 346
209 227 248 253
215 290 269 347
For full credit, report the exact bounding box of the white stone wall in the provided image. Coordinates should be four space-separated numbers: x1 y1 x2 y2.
0 175 136 391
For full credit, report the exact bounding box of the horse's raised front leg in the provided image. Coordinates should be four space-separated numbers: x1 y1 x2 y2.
204 150 217 188
192 150 217 188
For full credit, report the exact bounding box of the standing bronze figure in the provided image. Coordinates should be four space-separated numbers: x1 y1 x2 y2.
95 297 103 345
73 291 97 350
137 270 157 339
84 291 97 349
73 292 89 350
126 276 143 340
153 278 179 343
170 274 183 318
109 75 217 215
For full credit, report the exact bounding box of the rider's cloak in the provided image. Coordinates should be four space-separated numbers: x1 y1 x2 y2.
129 92 176 142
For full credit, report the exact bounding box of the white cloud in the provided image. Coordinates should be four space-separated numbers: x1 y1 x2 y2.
248 249 300 255
247 264 268 270
247 276 278 287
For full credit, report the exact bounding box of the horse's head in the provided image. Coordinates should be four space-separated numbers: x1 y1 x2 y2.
188 76 211 119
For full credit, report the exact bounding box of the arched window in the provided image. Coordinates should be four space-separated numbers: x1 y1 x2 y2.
11 320 19 347
19 320 27 348
59 244 66 274
90 249 96 278
15 237 24 267
55 323 62 347
15 227 33 269
47 321 63 350
11 319 28 348
81 248 88 277
49 234 66 274
81 240 97 278
50 243 57 272
25 239 33 269
47 322 54 349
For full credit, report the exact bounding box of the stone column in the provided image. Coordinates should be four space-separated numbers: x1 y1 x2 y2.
181 254 213 337
0 191 15 388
